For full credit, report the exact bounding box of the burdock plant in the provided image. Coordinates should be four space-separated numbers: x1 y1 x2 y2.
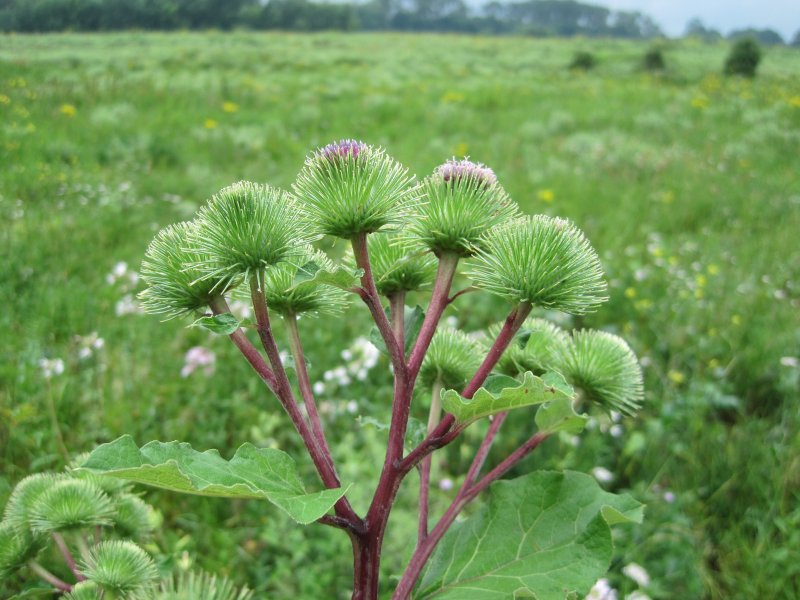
9 140 646 598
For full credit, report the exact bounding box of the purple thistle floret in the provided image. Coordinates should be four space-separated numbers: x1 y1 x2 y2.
318 139 367 162
436 158 497 188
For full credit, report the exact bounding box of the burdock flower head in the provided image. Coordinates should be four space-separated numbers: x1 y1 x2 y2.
492 317 571 377
555 330 644 416
293 139 418 239
407 158 519 257
361 233 438 297
419 328 483 390
191 181 312 290
138 221 228 319
470 215 608 314
257 245 350 318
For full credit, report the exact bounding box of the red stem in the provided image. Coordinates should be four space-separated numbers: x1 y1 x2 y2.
406 253 459 381
389 290 406 356
52 532 85 581
209 297 277 390
417 379 443 544
393 432 550 599
286 314 335 472
28 561 72 592
247 280 361 529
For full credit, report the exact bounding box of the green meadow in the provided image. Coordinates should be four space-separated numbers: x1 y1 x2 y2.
1 32 799 598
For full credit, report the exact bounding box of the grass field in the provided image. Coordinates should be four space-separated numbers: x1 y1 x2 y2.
1 32 799 598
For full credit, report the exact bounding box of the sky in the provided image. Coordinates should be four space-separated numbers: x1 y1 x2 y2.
601 0 798 40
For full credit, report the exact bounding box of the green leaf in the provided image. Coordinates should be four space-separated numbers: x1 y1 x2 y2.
441 371 575 426
190 313 239 335
80 436 347 525
415 471 644 599
535 395 589 434
289 260 363 292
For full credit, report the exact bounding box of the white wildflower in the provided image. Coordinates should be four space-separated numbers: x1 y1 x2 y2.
438 478 454 491
591 467 615 483
586 578 617 600
622 563 650 587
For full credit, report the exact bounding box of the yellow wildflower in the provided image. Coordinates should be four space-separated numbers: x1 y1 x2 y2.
695 274 707 287
668 370 685 385
660 190 674 204
624 287 637 299
708 358 720 369
731 314 741 326
691 96 709 109
222 101 239 113
60 104 77 118
789 96 800 108
441 91 465 103
707 264 719 275
203 118 218 129
537 189 555 203
0 94 10 105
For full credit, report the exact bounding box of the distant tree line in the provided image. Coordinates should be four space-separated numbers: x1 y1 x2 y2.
0 0 664 38
0 0 797 44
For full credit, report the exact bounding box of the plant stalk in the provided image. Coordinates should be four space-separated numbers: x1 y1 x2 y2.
389 290 406 356
286 313 335 472
28 561 72 592
52 532 85 581
417 378 443 543
248 279 360 528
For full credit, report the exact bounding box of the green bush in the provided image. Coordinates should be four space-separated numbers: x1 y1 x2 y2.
642 47 666 71
569 50 596 71
724 38 762 77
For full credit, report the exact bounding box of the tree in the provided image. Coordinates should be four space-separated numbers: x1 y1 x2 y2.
685 17 722 42
729 28 785 46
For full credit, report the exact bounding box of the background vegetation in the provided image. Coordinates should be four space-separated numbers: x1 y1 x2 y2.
1 32 799 598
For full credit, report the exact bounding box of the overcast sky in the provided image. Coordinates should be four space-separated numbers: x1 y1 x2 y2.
601 0 798 39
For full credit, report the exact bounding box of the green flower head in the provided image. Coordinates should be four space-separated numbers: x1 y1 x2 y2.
81 541 158 596
293 140 418 238
364 233 438 296
557 330 644 416
139 221 227 319
492 317 570 377
257 245 350 318
419 328 484 390
469 215 608 314
193 181 312 290
29 479 115 533
406 158 520 257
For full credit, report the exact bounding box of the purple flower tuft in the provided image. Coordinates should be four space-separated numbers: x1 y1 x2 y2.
318 139 367 162
436 159 497 188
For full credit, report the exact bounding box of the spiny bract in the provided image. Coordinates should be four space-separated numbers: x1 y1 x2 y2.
419 328 484 391
492 317 570 376
258 245 350 317
192 181 312 290
469 215 608 313
139 221 226 319
556 330 644 416
81 540 159 595
293 140 418 238
29 479 116 533
363 233 438 296
406 158 519 256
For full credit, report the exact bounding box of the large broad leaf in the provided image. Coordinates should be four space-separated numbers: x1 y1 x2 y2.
289 260 363 292
415 471 644 599
441 371 576 426
80 436 348 525
534 395 589 434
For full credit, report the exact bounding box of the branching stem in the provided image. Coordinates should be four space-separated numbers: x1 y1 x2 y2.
28 561 72 592
417 377 443 544
247 279 361 528
52 532 85 581
286 313 335 472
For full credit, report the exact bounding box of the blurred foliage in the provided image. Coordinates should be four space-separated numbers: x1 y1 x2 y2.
0 33 799 599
